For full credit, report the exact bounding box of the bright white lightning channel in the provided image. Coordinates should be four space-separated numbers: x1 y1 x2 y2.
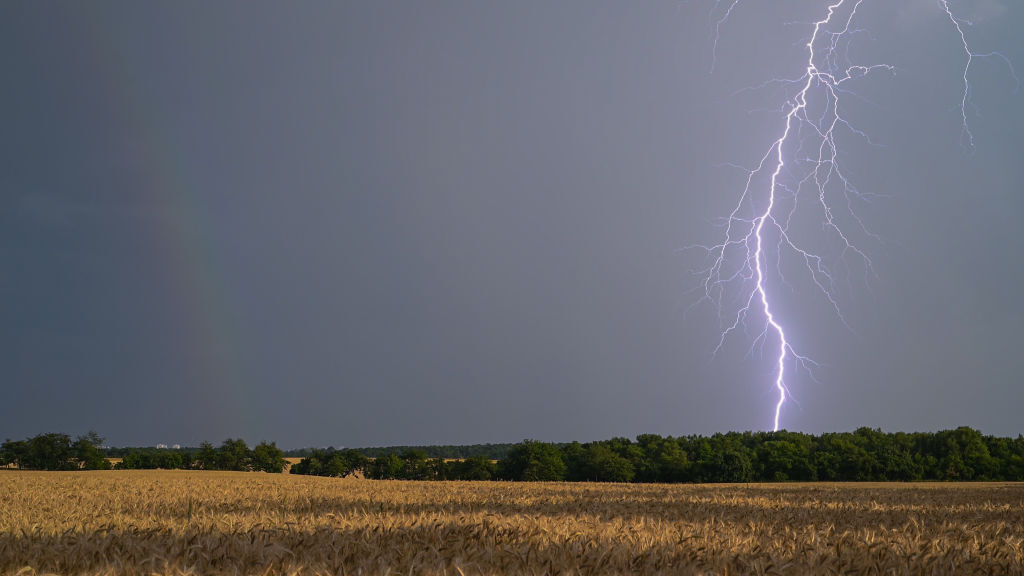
695 0 1017 431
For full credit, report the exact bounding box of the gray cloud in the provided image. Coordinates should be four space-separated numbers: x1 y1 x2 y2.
1 1 1021 447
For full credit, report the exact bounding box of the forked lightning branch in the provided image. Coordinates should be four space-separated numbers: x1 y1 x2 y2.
692 0 1018 431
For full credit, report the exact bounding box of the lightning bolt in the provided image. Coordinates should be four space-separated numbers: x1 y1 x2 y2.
939 0 1021 151
691 0 1016 431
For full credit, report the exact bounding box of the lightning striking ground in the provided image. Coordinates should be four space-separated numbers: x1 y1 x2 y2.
692 0 1015 431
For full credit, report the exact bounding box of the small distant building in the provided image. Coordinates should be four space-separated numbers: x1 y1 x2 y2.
156 443 168 449
172 444 181 450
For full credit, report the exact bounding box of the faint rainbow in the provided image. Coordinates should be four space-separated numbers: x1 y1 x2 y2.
89 17 247 434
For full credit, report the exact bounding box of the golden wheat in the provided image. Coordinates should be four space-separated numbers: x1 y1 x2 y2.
0 471 1021 575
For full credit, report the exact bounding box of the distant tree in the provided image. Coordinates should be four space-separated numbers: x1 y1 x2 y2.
351 443 519 461
653 438 690 483
23 433 76 470
317 452 346 476
341 450 369 476
291 448 367 477
851 428 884 478
289 453 322 476
987 435 1024 481
578 443 635 482
250 441 287 473
876 432 922 481
1 439 27 469
74 431 111 470
115 449 183 470
155 450 184 469
1008 436 1024 481
815 434 873 481
498 441 566 481
685 437 716 482
195 441 218 470
631 434 664 483
759 440 796 482
757 433 815 482
424 457 449 480
218 438 251 471
711 444 754 483
368 453 404 480
450 456 497 481
562 442 587 482
917 451 941 481
116 451 142 470
400 449 430 480
935 427 997 480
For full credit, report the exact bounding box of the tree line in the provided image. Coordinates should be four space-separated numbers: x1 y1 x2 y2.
0 432 111 471
6 427 1024 482
290 427 1024 483
1 433 287 473
290 448 499 480
291 443 514 461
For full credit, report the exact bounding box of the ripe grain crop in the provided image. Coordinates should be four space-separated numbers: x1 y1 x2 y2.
0 471 1021 575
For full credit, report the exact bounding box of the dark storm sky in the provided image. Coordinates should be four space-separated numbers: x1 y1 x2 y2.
3 1 1022 448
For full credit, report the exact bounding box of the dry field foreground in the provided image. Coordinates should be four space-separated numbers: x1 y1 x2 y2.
0 472 1022 575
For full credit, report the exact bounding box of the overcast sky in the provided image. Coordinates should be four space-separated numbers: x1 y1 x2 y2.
3 1 1022 448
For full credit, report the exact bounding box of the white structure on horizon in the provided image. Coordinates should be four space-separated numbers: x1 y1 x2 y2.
156 443 168 449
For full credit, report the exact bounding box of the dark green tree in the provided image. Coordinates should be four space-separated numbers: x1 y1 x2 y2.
74 431 111 470
629 435 660 483
562 442 588 482
117 451 146 469
320 452 348 476
368 453 404 479
291 449 368 477
116 449 185 470
815 434 873 481
450 456 497 480
987 435 1024 481
711 444 754 482
1 439 28 469
290 453 323 476
196 441 218 470
652 438 690 483
579 443 635 482
935 427 997 480
876 432 922 481
400 449 430 480
758 435 815 482
250 441 287 473
24 433 76 470
497 440 566 481
426 457 449 480
341 450 369 476
160 450 185 469
218 438 251 471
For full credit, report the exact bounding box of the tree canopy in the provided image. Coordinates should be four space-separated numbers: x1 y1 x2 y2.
6 427 1024 483
291 427 1024 484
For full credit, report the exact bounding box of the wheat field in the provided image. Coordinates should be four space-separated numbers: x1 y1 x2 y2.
0 471 1021 575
